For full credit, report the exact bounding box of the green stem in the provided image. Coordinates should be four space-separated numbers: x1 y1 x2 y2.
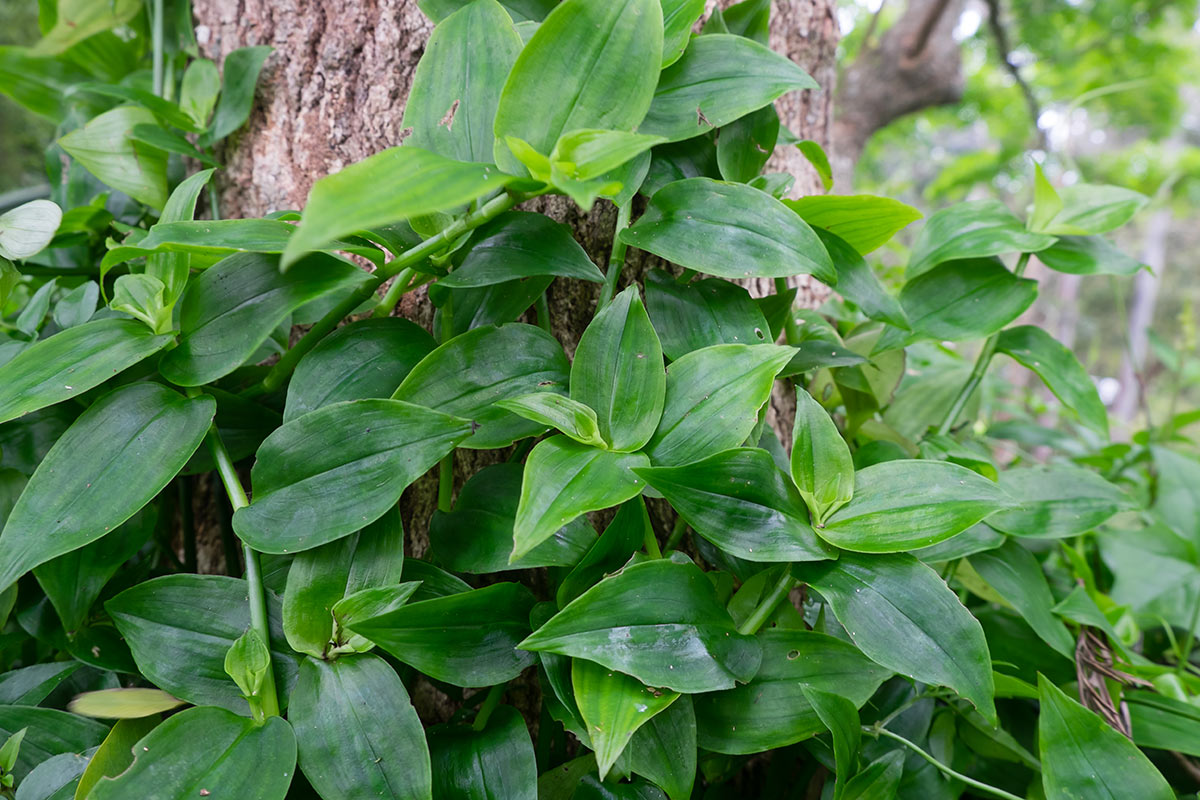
1175 589 1200 674
370 267 415 318
643 524 663 559
738 569 795 636
597 201 631 310
775 277 801 345
254 189 527 396
664 517 688 552
865 726 1024 800
472 683 505 731
150 0 164 98
936 252 1031 435
205 418 281 719
535 292 552 333
438 454 454 513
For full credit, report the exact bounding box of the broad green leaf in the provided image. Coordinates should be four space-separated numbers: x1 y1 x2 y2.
513 436 649 561
129 122 220 167
73 717 158 800
1128 691 1200 758
796 139 834 192
0 707 105 782
12 750 89 799
106 574 299 713
996 325 1108 436
159 251 372 386
439 212 604 288
636 448 835 562
907 200 1057 279
1038 676 1171 800
0 384 213 591
970 540 1075 658
110 274 170 334
282 508 404 657
912 521 1004 562
430 275 554 338
285 317 437 422
840 752 903 800
813 228 908 329
51 281 98 329
802 687 860 800
202 45 273 146
1152 447 1200 542
0 319 172 425
283 147 514 268
403 0 522 164
521 556 762 693
638 34 816 142
557 499 649 607
621 178 836 284
347 582 536 686
642 136 720 197
986 466 1135 538
234 399 471 553
660 0 705 67
1029 163 1063 233
0 200 61 260
393 323 569 449
0 663 80 706
694 629 890 754
290 655 431 800
645 343 794 466
0 46 95 123
419 0 556 22
643 271 770 360
492 0 663 176
1036 235 1143 276
428 707 536 800
58 106 168 210
180 58 221 128
88 707 296 800
572 658 679 778
570 286 665 452
900 257 1038 342
795 552 996 723
573 775 668 800
786 194 922 255
498 393 607 448
181 388 281 475
431 462 596 572
627 695 695 800
551 128 665 182
32 0 139 55
1044 184 1148 235
716 105 779 183
67 688 184 719
792 386 854 524
330 583 423 649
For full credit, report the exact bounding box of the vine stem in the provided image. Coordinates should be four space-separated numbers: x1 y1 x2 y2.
204 414 281 719
664 517 688 552
738 569 795 636
369 267 415 318
150 0 164 98
472 683 506 731
597 201 631 310
253 188 533 396
936 252 1032 435
864 725 1024 800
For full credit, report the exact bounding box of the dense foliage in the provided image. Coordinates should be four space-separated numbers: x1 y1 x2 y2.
0 0 1197 798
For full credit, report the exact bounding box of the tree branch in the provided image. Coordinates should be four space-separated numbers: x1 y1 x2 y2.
983 0 1047 149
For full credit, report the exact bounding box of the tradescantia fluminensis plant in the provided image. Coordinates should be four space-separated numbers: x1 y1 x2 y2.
1 0 1198 798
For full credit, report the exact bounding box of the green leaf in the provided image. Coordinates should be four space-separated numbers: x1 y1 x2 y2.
636 448 834 562
900 257 1038 342
802 687 860 800
840 752 903 800
0 663 80 706
907 200 1057 279
716 105 780 183
817 460 1013 553
419 0 556 22
521 556 761 693
0 318 171 425
513 436 649 561
129 122 220 168
51 281 99 329
330 583 423 649
1038 675 1171 800
67 688 184 719
403 0 522 164
110 274 170 334
1029 163 1063 233
792 386 855 524
996 325 1108 436
159 251 372 386
283 147 514 268
621 178 836 285
88 707 296 800
431 276 554 338
32 0 139 55
497 393 607 448
0 45 94 124
106 574 299 713
234 399 471 553
0 708 104 782
439 212 604 288
0 200 62 261
11 750 89 800
1036 235 1143 276
290 655 431 800
282 509 404 657
348 583 537 687
570 286 665 452
58 106 168 210
813 229 908 329
638 34 816 142
0 383 213 590
795 552 996 723
202 45 273 146
431 462 596 572
15 279 55 337
796 140 834 192
643 271 770 360
627 695 695 800
428 707 536 800
660 0 705 66
572 658 679 778
73 717 159 800
645 343 793 466
986 466 1135 538
557 499 649 607
693 629 890 754
393 323 570 449
1152 447 1200 542
492 0 663 176
970 540 1075 659
573 775 668 800
551 128 665 182
180 58 221 128
285 317 436 423
1044 184 1148 235
786 195 921 255
1128 690 1200 758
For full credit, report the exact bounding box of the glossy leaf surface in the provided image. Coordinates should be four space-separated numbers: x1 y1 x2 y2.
572 658 678 777
996 325 1109 436
792 386 854 524
907 199 1056 279
786 194 922 255
643 271 769 360
428 707 536 800
439 212 604 288
987 466 1135 538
